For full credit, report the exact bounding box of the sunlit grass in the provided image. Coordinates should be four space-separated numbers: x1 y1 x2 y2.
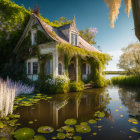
111 75 140 87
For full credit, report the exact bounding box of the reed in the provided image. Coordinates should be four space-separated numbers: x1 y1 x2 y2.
111 75 140 87
0 77 34 117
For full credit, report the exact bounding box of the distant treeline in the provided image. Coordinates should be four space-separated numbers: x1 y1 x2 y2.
104 71 126 75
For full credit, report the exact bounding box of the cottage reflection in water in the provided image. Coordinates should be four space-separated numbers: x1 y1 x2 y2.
14 88 111 129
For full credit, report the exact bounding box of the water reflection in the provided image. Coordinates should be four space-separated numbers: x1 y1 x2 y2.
13 86 140 140
119 87 140 117
15 88 111 129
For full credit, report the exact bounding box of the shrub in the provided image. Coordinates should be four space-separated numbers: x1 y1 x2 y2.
34 75 55 94
70 81 84 92
55 75 70 93
34 75 70 94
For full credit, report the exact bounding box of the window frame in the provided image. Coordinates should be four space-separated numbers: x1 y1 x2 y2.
58 62 63 75
31 30 37 46
27 61 38 75
33 62 38 75
71 33 77 46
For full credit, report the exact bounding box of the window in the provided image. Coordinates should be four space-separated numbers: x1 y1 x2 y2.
27 62 31 74
71 33 77 46
32 31 37 45
33 62 38 74
46 60 51 75
58 63 62 75
87 64 91 75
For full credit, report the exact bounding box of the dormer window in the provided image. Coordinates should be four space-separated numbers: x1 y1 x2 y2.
31 30 37 46
71 33 77 46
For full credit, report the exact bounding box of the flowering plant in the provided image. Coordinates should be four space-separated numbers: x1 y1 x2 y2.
55 75 70 93
0 77 34 117
55 75 70 85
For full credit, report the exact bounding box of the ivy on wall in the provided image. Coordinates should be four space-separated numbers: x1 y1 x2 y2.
0 0 71 81
57 43 111 87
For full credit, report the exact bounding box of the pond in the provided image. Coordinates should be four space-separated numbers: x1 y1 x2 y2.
11 85 140 140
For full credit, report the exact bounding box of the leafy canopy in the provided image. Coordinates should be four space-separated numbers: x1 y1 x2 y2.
118 43 140 74
79 28 97 45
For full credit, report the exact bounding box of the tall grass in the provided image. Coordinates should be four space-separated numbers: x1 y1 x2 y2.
0 77 34 117
111 75 140 87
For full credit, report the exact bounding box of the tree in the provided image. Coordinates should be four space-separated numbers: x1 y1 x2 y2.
117 43 140 74
79 28 98 45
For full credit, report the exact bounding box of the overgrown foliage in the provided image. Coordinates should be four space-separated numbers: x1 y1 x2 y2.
0 0 71 81
57 43 111 87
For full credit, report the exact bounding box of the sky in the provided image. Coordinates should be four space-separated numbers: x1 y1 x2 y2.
12 0 139 71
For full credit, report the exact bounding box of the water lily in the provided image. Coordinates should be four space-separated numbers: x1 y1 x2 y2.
37 126 54 133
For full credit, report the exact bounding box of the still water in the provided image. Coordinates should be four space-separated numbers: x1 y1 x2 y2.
14 85 140 140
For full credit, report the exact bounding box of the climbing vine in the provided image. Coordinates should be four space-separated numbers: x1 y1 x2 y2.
57 43 111 87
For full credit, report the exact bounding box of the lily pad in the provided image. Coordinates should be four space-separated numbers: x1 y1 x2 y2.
76 125 91 133
14 128 35 140
51 137 57 139
95 111 105 118
28 121 34 124
128 118 138 124
64 119 77 125
36 94 42 96
65 132 74 139
80 122 88 125
57 133 65 139
130 127 140 133
47 97 52 99
57 128 64 133
9 114 20 119
97 126 102 129
93 132 97 135
0 122 4 129
88 119 97 124
38 126 54 133
61 126 74 133
8 119 18 126
33 135 46 140
73 136 82 140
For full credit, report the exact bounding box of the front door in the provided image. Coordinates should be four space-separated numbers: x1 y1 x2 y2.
68 63 76 81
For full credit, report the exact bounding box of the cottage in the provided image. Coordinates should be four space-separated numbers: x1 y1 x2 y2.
14 13 100 82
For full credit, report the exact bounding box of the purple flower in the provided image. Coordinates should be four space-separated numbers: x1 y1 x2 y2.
89 27 98 35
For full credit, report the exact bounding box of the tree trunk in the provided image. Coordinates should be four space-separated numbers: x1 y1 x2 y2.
132 0 140 41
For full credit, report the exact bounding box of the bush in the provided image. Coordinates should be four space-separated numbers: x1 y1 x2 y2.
55 75 70 93
34 75 55 94
34 75 70 94
70 81 84 92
